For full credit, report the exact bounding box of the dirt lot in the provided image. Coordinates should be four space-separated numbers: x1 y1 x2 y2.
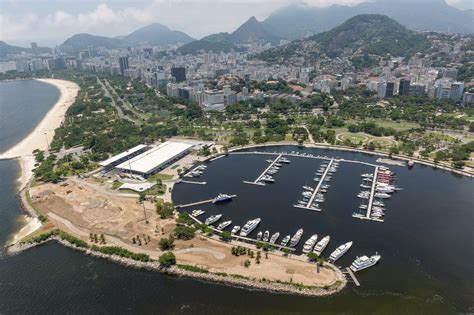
29 179 338 287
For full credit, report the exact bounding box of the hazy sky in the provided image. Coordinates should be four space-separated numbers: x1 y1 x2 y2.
0 0 471 47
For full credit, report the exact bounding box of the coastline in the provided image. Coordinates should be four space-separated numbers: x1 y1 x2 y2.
0 78 79 244
0 78 80 189
5 236 347 297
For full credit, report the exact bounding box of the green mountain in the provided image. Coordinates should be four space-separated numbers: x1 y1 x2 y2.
257 14 431 63
262 0 473 40
0 41 51 57
123 23 194 45
62 34 129 50
178 16 279 54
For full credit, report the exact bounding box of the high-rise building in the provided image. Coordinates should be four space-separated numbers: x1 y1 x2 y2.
399 79 411 96
30 42 38 53
449 82 464 101
443 68 458 80
462 92 474 106
377 82 394 98
171 67 186 82
409 84 425 97
118 56 129 75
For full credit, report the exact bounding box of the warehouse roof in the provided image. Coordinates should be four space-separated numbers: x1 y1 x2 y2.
99 144 148 167
116 141 193 174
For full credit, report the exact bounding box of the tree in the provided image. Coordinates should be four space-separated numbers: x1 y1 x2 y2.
156 202 174 219
159 236 175 250
174 226 196 240
220 231 232 242
159 252 176 267
176 212 193 225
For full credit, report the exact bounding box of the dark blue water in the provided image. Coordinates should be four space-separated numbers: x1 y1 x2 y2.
0 79 60 153
0 81 473 313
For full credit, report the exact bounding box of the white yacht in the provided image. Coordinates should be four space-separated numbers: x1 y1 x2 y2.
290 229 304 247
231 226 240 234
329 241 353 261
191 209 205 217
374 193 391 199
263 230 270 242
212 194 233 203
280 235 291 246
269 232 280 244
256 231 263 241
350 253 381 272
239 218 261 237
313 236 330 256
303 186 313 191
302 234 318 253
205 214 222 225
217 220 232 230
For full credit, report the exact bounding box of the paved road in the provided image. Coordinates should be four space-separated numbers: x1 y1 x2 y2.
96 77 136 124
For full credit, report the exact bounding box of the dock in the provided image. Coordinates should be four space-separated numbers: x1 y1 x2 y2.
244 153 283 185
181 180 207 185
175 195 236 208
187 214 295 252
293 159 334 211
345 267 361 286
353 166 384 223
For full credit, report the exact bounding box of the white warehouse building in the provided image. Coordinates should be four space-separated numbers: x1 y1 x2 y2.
115 141 194 178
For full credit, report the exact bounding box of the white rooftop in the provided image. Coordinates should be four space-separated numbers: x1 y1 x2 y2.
99 144 148 167
116 141 193 174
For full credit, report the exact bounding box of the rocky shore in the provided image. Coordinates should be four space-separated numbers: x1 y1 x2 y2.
5 236 346 297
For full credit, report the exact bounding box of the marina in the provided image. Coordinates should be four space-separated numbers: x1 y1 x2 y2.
293 159 335 211
243 153 284 185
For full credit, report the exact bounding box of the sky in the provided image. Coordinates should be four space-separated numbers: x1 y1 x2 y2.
0 0 472 47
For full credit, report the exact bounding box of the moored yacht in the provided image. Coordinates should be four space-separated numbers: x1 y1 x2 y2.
212 193 233 203
263 230 270 242
280 235 291 246
231 226 240 234
313 235 330 256
217 220 232 230
290 229 304 247
191 209 205 217
329 241 353 261
239 218 261 237
205 214 222 225
256 231 263 241
350 253 381 272
269 232 280 244
302 234 318 253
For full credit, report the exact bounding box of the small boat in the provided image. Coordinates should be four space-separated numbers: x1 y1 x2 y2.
217 220 232 230
256 231 263 241
269 232 280 244
263 230 270 242
303 186 313 191
231 226 240 234
191 209 205 217
280 235 291 246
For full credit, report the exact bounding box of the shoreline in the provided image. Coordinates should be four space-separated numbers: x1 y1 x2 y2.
0 78 80 190
5 236 346 297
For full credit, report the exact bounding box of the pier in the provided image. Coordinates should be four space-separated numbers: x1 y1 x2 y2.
181 180 207 185
187 214 295 252
353 166 384 223
344 267 361 286
293 159 334 211
244 153 283 185
175 195 236 208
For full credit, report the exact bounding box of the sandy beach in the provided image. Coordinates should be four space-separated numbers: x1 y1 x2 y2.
0 78 80 188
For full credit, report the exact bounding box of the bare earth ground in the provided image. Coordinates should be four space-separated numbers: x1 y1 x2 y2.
28 179 338 287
